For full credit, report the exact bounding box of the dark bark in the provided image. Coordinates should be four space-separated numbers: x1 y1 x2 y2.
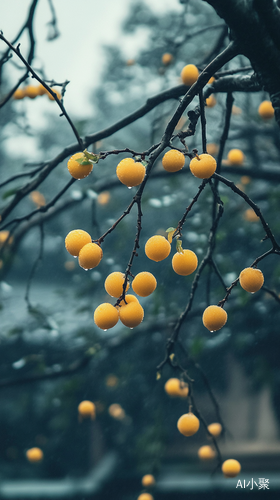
203 0 280 127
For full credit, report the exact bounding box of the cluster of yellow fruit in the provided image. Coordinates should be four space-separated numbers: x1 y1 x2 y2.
202 267 264 332
136 474 156 500
93 270 156 330
176 410 241 477
162 149 217 179
65 229 102 270
13 83 61 100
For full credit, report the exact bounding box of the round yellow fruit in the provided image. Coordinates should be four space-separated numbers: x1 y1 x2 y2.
65 229 92 257
145 235 171 262
116 158 146 187
78 400 96 419
227 149 244 165
206 143 219 156
172 249 198 276
258 100 274 119
206 95 216 107
162 149 185 172
244 208 259 222
105 272 129 298
117 294 139 308
24 85 39 99
132 272 157 297
164 378 189 398
162 53 173 65
207 422 222 437
177 412 200 436
94 303 119 330
37 83 47 96
78 242 103 270
222 459 241 478
67 152 93 180
13 88 26 100
189 153 217 179
47 88 61 100
181 64 199 86
202 305 227 332
137 494 154 500
142 474 156 487
119 301 144 328
108 403 125 419
26 447 43 463
239 267 264 293
198 445 216 460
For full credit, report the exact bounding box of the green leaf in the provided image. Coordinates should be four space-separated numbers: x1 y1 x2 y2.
2 188 19 199
176 239 183 253
83 149 99 163
166 227 176 233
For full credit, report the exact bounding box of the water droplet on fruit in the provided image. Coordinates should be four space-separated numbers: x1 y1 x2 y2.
210 330 214 333
127 186 132 189
129 327 134 330
103 329 108 332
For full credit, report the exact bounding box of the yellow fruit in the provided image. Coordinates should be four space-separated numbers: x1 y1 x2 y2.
206 95 216 107
198 445 216 460
206 143 219 156
208 76 215 84
97 191 110 205
78 242 103 270
240 175 251 185
0 230 13 247
26 447 43 463
207 422 222 437
258 100 274 119
181 64 199 86
177 412 200 436
202 305 227 332
232 105 242 115
13 88 26 100
108 403 125 419
24 85 39 99
119 301 144 328
37 83 47 96
105 272 129 298
137 495 154 500
132 272 157 297
47 88 61 100
105 375 119 387
227 149 244 165
65 229 92 257
164 378 189 398
172 249 198 276
162 149 185 172
162 53 173 65
222 459 241 478
94 303 119 330
30 191 46 207
239 267 264 293
142 474 156 487
116 158 146 187
67 152 93 180
145 235 171 262
78 400 96 419
189 153 217 179
117 294 139 308
244 208 259 222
